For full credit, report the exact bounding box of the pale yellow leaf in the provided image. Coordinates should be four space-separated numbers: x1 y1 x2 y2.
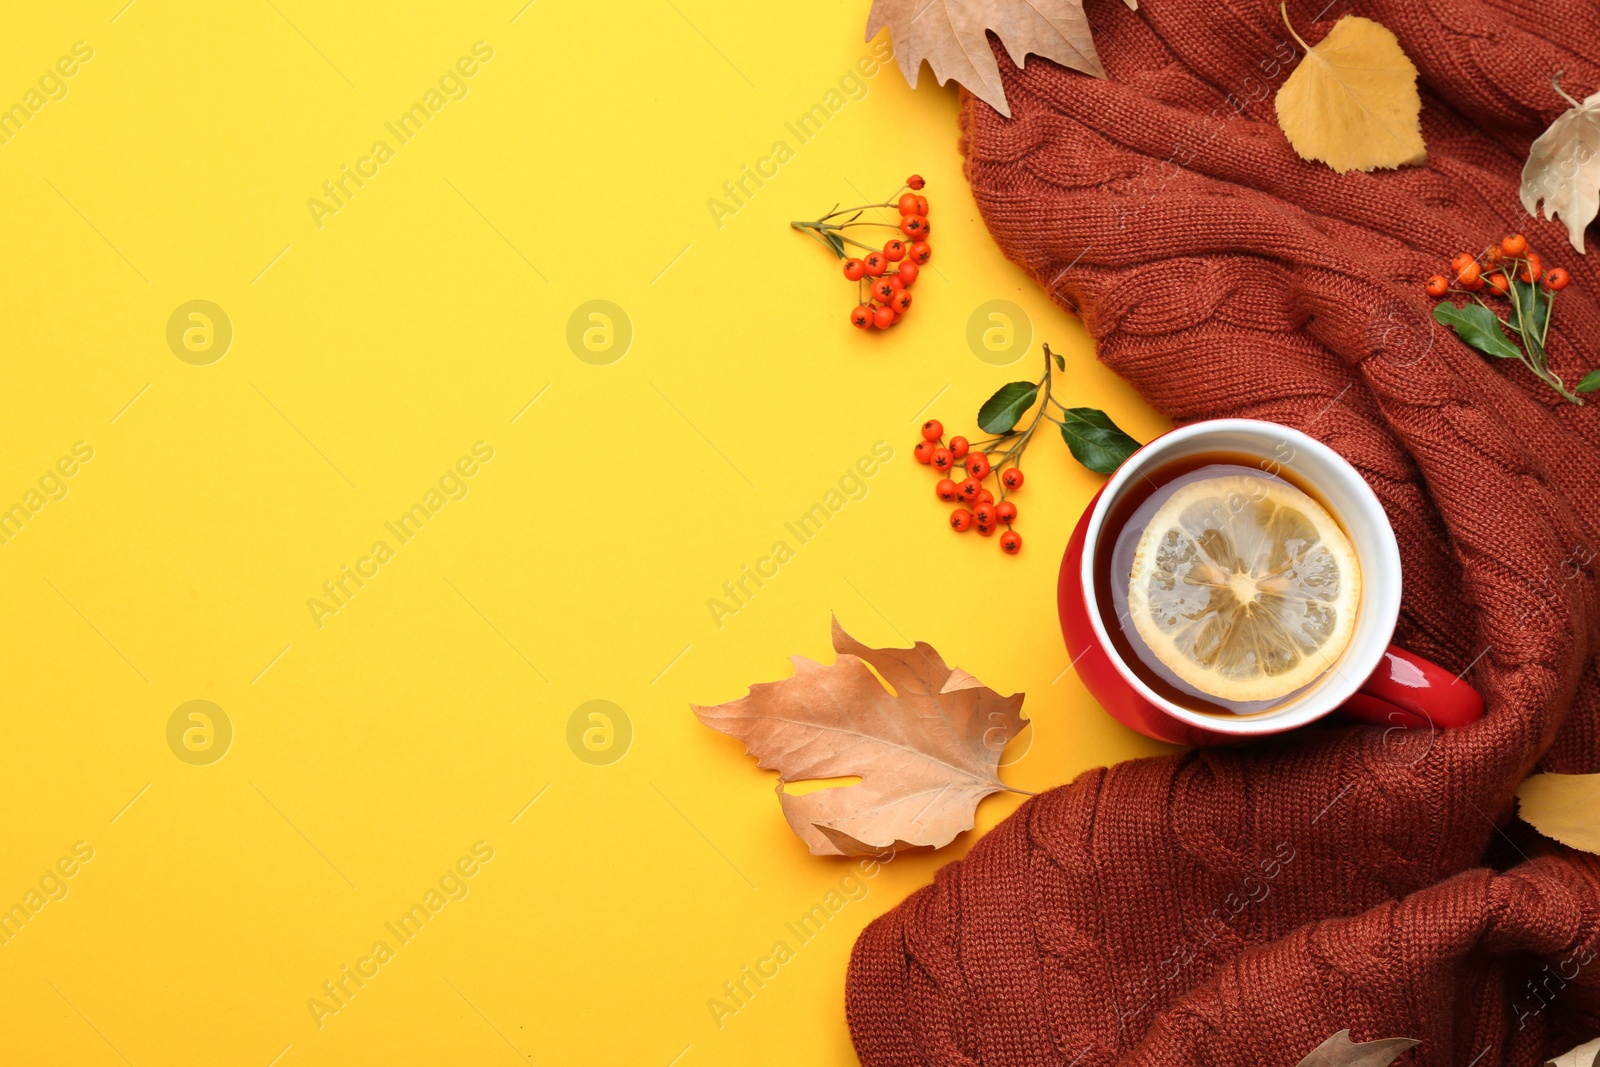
865 0 1136 119
693 615 1026 856
1547 1035 1600 1067
1516 772 1600 853
1274 12 1426 174
1295 1029 1420 1067
1521 78 1600 255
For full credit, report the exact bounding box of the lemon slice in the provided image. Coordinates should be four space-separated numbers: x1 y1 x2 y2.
1127 475 1360 703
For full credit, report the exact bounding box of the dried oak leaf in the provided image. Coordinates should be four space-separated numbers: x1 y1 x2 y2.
692 615 1026 856
1275 14 1426 174
1548 1036 1600 1067
1294 1029 1421 1067
1521 77 1600 254
1516 772 1600 854
865 0 1136 120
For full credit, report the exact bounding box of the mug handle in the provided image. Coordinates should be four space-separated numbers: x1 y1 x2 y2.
1337 646 1485 730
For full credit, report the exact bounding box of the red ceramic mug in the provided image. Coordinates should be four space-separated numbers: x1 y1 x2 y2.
1058 419 1484 746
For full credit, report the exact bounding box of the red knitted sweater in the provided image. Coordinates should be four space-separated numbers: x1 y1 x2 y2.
845 0 1600 1063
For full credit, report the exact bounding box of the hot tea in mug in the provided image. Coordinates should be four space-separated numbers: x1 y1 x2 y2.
1095 452 1358 717
1058 420 1484 745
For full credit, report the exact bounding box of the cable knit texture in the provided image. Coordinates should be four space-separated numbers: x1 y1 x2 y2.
845 0 1600 1063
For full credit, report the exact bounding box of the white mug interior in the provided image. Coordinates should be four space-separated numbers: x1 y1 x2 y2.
1079 418 1402 736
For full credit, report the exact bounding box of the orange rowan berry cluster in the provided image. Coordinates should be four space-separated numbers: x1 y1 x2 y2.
792 175 932 332
1424 233 1593 403
913 419 1024 554
1424 232 1570 300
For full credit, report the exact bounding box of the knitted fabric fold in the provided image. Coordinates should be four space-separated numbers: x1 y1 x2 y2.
845 0 1600 1062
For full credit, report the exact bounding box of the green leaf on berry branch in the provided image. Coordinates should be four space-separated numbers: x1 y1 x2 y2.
1509 277 1550 342
1432 302 1522 360
1578 370 1600 393
977 382 1039 434
1058 407 1140 473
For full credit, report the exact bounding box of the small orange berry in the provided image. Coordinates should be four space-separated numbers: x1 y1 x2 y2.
1546 267 1570 291
1424 275 1449 298
1520 252 1543 283
1501 233 1528 256
1450 253 1475 276
1455 262 1481 287
1486 272 1511 296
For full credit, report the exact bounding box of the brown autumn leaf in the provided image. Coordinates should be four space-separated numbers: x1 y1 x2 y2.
692 615 1027 856
1274 11 1426 174
1516 772 1600 854
1294 1029 1420 1067
865 0 1137 120
1521 74 1600 255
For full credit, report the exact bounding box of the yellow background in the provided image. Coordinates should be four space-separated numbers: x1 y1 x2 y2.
0 2 1171 1063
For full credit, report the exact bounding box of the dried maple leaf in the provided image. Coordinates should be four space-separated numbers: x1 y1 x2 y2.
865 0 1136 120
1516 772 1600 854
1274 10 1426 174
1294 1029 1420 1067
1521 74 1600 255
692 616 1027 856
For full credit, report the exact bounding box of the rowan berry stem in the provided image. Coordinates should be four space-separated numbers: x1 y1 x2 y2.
976 345 1060 505
814 200 897 221
801 176 929 333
